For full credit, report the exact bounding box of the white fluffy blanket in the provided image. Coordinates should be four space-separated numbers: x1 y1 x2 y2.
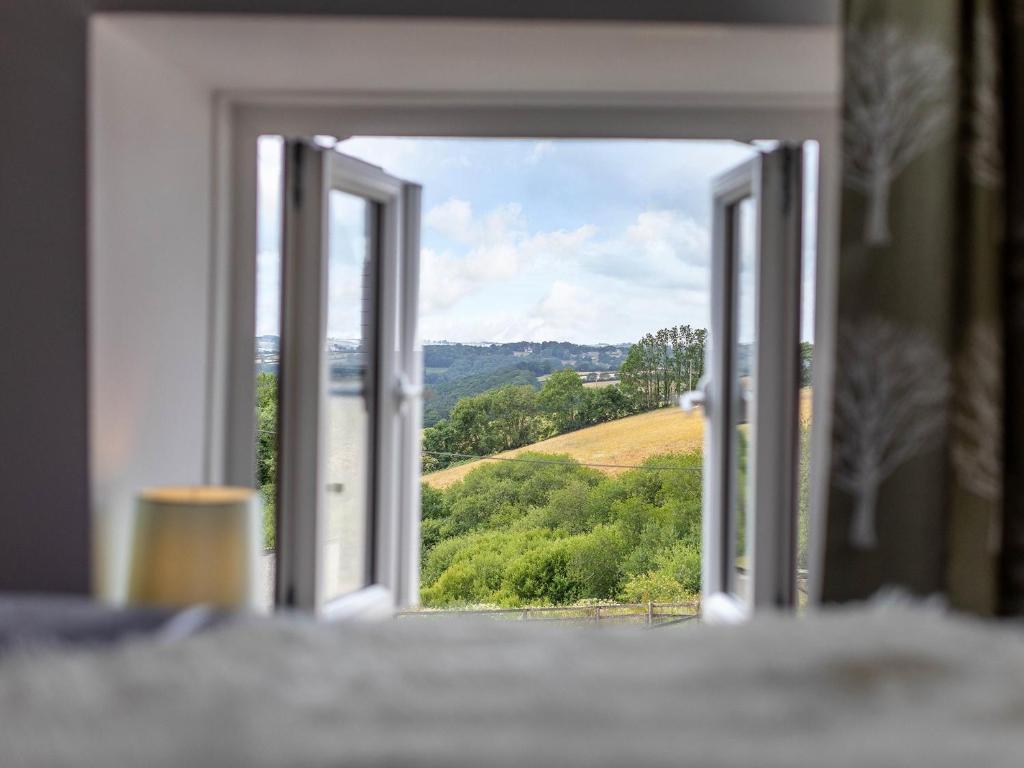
2 606 1024 767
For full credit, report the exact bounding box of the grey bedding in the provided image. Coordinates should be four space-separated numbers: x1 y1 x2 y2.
0 595 222 653
1 603 1023 767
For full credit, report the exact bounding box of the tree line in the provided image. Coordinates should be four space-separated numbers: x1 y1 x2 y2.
422 324 709 472
619 325 707 410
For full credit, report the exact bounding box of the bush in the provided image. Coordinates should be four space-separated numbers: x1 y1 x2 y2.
565 524 629 599
505 539 576 605
259 483 276 551
618 571 688 603
541 479 602 534
659 542 702 596
620 519 676 578
418 447 705 608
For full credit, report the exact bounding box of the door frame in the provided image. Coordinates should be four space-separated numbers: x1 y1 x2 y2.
216 96 839 609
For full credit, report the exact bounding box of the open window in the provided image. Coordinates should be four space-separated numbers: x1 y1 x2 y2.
686 144 804 622
275 140 422 615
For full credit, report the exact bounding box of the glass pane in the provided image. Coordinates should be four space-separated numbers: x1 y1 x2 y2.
797 142 819 611
322 189 375 602
255 135 283 612
731 196 757 601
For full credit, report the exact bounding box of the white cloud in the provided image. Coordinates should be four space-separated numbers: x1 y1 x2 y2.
418 277 711 345
417 196 714 337
580 209 710 291
625 210 708 266
255 250 281 337
257 136 283 253
528 281 602 339
424 198 475 243
525 141 555 165
419 283 595 344
419 198 597 314
253 137 748 343
333 136 471 182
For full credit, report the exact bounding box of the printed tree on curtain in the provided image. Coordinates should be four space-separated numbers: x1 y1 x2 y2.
969 8 1002 189
952 322 1003 550
844 24 954 245
832 318 951 548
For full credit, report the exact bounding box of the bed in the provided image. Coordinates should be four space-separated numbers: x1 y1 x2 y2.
0 599 1022 766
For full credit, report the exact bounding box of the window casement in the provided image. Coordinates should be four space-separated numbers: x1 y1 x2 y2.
275 140 422 615
274 140 807 619
685 144 804 621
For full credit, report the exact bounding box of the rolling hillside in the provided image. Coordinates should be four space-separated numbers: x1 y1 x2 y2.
423 406 704 488
422 389 813 489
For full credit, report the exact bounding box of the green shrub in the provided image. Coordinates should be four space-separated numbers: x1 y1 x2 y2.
620 519 676 578
541 479 601 534
565 524 629 599
504 539 577 605
618 571 688 603
659 542 702 596
419 447 706 608
259 483 276 551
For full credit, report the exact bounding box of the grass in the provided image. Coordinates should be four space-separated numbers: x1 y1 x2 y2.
422 389 813 489
423 405 705 488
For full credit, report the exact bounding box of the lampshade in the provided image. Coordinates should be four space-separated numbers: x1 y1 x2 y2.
128 486 260 609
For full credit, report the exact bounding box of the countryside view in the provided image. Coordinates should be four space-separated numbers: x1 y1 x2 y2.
256 138 815 622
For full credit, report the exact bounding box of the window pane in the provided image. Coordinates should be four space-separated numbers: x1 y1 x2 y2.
797 142 819 610
731 196 757 601
322 189 375 602
255 135 283 612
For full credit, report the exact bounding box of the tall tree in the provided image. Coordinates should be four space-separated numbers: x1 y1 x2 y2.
538 369 588 433
619 325 708 410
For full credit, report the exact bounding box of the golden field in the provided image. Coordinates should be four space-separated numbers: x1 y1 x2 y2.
422 389 813 489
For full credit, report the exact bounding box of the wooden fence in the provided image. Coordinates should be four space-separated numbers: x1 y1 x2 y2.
396 601 700 628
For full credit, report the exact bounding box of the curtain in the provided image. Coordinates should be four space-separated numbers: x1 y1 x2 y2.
822 0 1008 614
1000 2 1024 612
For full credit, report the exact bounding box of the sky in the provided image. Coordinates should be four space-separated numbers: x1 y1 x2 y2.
257 137 817 345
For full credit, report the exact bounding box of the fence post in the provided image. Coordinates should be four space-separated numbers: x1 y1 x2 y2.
646 601 653 626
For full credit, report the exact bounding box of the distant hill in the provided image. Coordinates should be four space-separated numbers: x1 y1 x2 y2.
255 337 635 425
422 341 630 426
423 366 539 427
425 340 628 376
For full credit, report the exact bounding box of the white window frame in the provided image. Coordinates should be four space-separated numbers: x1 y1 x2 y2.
88 16 840 609
276 140 422 613
700 146 803 622
226 108 833 613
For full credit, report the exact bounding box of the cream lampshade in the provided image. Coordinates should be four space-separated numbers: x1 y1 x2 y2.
128 486 260 609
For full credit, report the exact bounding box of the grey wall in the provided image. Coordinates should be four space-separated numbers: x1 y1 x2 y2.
0 0 836 594
0 1 90 593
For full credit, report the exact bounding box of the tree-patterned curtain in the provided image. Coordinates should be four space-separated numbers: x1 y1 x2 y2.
822 0 1011 614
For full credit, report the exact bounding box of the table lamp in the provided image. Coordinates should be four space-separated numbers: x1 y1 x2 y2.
128 486 260 609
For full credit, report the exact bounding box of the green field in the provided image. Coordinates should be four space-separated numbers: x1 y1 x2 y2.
424 389 812 488
424 406 704 488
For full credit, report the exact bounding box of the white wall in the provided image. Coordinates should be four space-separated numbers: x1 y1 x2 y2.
89 14 838 602
89 20 214 601
95 17 837 105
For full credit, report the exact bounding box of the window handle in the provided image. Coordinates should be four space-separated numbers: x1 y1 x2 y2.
396 375 423 412
679 376 711 416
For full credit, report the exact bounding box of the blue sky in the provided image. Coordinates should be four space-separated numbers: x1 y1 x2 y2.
257 137 816 344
